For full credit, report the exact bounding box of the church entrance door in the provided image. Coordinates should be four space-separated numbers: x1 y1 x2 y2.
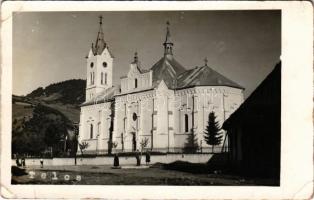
131 132 136 151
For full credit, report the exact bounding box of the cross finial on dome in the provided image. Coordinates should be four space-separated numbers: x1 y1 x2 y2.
204 57 208 66
165 21 171 42
99 15 103 25
134 51 138 63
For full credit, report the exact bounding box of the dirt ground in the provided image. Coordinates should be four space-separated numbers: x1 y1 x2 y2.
12 165 278 185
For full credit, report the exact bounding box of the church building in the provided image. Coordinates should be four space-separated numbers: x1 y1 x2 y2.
78 17 244 154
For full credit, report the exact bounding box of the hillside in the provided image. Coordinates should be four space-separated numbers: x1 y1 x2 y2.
27 79 86 105
22 79 86 122
12 79 86 156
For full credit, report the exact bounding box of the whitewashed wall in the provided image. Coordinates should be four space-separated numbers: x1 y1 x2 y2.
79 102 112 153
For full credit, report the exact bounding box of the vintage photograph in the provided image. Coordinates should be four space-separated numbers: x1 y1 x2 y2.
11 10 281 186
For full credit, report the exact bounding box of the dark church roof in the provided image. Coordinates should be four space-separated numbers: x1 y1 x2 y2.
176 64 244 89
151 54 186 88
149 22 242 90
148 22 186 88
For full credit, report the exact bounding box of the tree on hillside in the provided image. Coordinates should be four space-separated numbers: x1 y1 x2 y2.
204 111 223 153
12 102 72 157
27 87 44 98
44 123 65 157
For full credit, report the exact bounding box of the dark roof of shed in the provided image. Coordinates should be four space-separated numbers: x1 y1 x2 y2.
222 61 281 130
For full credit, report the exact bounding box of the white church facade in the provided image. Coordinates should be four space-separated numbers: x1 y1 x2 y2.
78 17 244 154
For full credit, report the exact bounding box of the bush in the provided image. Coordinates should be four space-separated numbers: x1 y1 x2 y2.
11 166 28 176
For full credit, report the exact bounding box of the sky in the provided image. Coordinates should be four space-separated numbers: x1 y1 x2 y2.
13 11 281 98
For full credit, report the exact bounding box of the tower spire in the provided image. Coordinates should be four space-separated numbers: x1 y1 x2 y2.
163 21 174 56
93 15 107 55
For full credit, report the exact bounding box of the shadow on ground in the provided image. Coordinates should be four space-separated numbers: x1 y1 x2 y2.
159 153 229 174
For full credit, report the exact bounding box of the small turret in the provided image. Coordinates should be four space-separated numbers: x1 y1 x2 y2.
163 21 174 56
132 51 139 64
204 57 208 67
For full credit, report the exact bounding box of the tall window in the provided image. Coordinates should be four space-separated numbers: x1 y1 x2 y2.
123 118 126 131
184 114 189 132
90 124 93 139
97 123 100 138
105 73 107 85
90 72 95 85
123 104 127 132
101 72 103 84
135 78 138 88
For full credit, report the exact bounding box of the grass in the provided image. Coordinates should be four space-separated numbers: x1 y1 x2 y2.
12 164 279 186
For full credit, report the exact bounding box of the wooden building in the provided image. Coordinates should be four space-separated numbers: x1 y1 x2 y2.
223 61 281 178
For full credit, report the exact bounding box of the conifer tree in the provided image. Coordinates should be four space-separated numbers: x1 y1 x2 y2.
204 111 223 153
183 129 199 153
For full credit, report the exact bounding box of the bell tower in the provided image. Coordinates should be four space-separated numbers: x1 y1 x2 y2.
85 16 114 102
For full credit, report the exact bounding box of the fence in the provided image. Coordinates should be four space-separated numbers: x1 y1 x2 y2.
12 153 213 166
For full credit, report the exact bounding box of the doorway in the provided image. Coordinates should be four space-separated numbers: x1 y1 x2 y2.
132 132 136 151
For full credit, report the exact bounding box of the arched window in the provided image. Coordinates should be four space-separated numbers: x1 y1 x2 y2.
105 73 107 85
92 72 95 84
135 78 138 88
90 124 93 139
184 114 189 132
101 72 103 84
91 72 95 85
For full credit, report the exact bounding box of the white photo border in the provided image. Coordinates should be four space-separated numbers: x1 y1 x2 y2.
1 1 313 199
